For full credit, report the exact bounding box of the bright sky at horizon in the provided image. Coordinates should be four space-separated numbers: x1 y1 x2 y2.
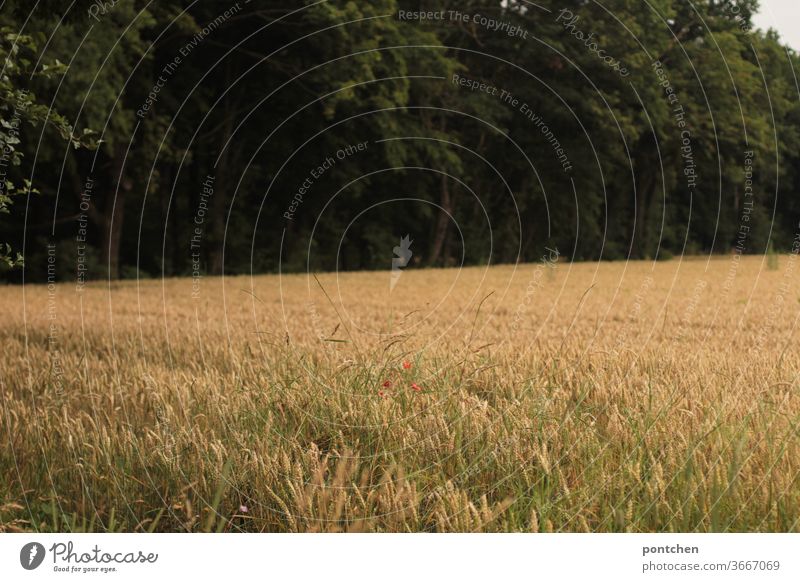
753 0 800 51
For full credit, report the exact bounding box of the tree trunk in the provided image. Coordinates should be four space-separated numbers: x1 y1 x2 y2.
207 104 238 276
100 146 131 279
207 147 229 276
632 139 658 259
429 172 452 266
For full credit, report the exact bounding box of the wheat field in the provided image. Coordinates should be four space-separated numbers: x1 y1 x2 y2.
1 255 799 532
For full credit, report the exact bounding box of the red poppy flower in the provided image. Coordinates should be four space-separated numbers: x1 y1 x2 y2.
383 380 392 388
402 361 412 370
411 383 422 392
378 390 386 398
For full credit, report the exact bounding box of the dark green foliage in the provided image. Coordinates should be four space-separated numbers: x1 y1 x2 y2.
2 0 799 281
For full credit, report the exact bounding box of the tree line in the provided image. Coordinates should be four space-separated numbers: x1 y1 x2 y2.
1 0 798 283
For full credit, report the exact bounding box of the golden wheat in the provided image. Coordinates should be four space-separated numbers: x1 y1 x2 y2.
1 256 799 531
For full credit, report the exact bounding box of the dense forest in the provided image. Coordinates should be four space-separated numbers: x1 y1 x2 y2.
1 0 798 282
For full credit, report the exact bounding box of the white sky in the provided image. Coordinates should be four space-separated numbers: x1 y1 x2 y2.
753 0 800 51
